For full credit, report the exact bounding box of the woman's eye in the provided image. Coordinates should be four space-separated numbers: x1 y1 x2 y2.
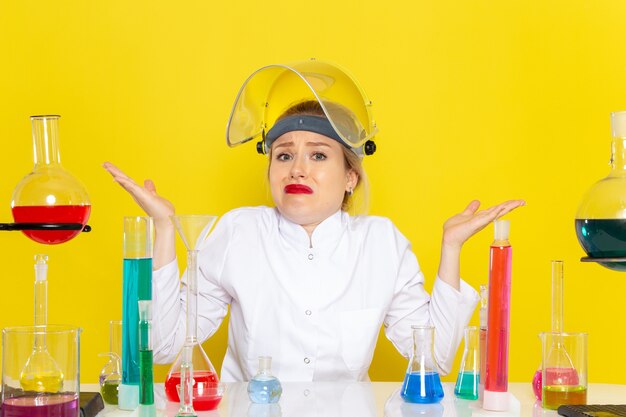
312 152 327 161
276 153 292 161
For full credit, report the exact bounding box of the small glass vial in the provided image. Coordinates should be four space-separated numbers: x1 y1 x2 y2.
248 356 282 404
400 325 444 404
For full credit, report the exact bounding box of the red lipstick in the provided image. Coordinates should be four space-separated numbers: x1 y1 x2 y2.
285 184 313 194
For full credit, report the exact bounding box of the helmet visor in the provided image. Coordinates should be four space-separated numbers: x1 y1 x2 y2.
226 60 377 150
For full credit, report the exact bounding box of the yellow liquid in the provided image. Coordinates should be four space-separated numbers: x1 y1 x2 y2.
542 385 587 410
20 372 64 393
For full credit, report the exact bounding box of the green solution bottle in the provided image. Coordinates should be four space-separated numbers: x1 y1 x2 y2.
138 300 155 417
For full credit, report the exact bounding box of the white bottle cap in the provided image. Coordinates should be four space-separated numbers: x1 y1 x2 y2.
494 220 510 241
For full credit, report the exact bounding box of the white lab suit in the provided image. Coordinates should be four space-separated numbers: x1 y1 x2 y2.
152 207 479 382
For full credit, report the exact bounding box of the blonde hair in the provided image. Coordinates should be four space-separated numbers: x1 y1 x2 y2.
268 100 369 213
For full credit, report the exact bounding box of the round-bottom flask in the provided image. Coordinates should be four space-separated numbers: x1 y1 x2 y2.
11 115 90 244
575 111 626 270
400 325 444 404
247 356 282 404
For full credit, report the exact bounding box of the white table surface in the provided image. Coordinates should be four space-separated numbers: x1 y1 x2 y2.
82 382 626 417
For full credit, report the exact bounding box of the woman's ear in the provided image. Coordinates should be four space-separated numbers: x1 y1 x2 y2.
346 169 359 192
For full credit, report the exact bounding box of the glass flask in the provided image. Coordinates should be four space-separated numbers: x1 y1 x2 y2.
454 326 479 400
99 320 122 405
164 215 222 415
532 261 577 401
400 325 444 404
575 110 626 271
11 115 91 244
248 356 282 404
2 325 81 417
20 255 64 393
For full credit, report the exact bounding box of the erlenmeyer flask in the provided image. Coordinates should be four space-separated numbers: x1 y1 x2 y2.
454 326 479 400
400 325 444 404
576 111 626 270
164 215 222 414
11 115 90 244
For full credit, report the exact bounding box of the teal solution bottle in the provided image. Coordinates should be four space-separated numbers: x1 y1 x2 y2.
119 217 152 411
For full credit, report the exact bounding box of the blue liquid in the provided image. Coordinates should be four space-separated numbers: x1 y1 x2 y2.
122 258 152 385
400 372 444 404
454 371 479 400
247 377 282 404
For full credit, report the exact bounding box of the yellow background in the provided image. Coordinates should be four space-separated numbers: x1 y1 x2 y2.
1 1 626 386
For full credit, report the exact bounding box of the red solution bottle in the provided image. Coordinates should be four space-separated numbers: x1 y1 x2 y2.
483 220 512 411
11 115 90 244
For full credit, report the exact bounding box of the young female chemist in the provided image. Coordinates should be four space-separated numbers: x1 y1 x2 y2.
104 60 524 382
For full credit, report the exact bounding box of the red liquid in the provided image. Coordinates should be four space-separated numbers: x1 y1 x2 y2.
2 393 79 417
164 371 221 411
485 244 512 393
12 205 91 244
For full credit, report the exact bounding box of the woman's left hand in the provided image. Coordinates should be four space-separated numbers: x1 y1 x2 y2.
442 199 525 249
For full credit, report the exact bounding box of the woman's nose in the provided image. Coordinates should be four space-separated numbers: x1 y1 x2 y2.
289 156 307 178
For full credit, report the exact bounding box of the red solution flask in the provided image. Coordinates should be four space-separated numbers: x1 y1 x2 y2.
11 115 90 244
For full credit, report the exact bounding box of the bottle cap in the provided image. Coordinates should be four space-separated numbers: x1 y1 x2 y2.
494 219 510 241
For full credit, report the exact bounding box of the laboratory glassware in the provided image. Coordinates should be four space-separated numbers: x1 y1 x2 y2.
248 356 282 404
532 261 577 400
20 254 64 393
454 326 480 400
2 325 80 417
11 115 91 244
138 300 156 417
483 220 512 411
164 215 222 415
540 332 587 410
99 320 122 405
400 325 444 404
478 284 488 398
576 111 626 270
119 216 153 410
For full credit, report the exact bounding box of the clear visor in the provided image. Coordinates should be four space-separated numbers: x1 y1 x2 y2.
226 60 377 150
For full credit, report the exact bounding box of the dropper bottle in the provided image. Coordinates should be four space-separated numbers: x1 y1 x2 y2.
483 220 512 411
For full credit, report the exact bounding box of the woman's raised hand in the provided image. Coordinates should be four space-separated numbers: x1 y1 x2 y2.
442 199 525 249
103 162 175 225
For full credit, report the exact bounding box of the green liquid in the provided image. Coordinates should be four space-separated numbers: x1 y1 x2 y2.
454 371 479 400
575 219 626 271
101 380 120 405
139 349 154 405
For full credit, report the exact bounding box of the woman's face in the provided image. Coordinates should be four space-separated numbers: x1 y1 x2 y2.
269 130 357 233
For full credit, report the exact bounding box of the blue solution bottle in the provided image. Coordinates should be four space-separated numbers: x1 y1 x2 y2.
248 356 282 404
119 217 153 411
401 325 444 404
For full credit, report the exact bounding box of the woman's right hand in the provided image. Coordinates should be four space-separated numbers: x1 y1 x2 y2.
103 162 175 225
